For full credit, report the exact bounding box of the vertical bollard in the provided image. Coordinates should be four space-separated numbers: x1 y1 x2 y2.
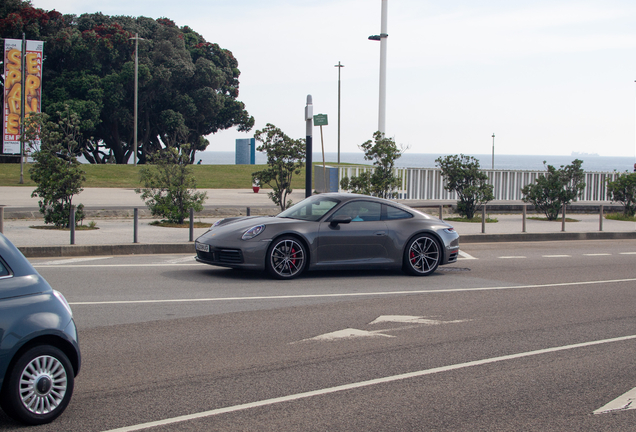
481 206 486 234
522 204 527 233
439 205 443 220
133 208 139 243
0 205 4 234
561 205 566 232
189 208 194 242
247 207 251 216
599 205 603 232
70 205 75 245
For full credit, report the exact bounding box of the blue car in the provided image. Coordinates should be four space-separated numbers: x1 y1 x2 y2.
0 233 81 425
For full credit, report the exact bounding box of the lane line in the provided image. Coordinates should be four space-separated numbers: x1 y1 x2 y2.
498 256 526 259
583 253 611 256
619 252 636 255
68 277 636 306
542 255 571 258
101 334 636 432
35 256 113 265
34 263 201 268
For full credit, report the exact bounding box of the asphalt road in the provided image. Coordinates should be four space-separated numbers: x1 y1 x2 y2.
2 240 636 431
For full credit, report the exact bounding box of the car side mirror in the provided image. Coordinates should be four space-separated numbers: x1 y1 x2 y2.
330 216 352 227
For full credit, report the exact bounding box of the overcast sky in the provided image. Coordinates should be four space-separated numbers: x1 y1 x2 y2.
31 0 636 157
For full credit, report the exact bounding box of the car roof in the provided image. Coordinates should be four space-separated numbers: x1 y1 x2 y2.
0 233 38 278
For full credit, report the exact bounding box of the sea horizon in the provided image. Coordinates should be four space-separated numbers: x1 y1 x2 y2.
196 151 635 173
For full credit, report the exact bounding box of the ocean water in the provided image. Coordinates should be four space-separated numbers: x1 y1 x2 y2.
197 151 636 173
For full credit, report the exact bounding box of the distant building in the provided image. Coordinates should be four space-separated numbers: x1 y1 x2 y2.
235 138 256 164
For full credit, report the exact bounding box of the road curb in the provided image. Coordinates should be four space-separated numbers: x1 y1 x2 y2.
16 231 636 258
18 243 194 258
460 231 636 243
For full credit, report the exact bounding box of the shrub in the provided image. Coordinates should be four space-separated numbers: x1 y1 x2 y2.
135 146 207 224
521 159 585 220
435 154 494 219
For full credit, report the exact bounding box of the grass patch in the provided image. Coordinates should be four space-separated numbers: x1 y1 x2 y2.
604 212 636 222
444 216 498 223
527 216 579 222
149 221 212 228
30 225 99 230
0 163 328 189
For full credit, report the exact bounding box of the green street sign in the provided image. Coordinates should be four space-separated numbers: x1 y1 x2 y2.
313 114 328 126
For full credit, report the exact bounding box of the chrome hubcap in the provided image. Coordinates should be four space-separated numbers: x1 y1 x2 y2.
271 239 304 277
409 237 439 274
19 355 67 415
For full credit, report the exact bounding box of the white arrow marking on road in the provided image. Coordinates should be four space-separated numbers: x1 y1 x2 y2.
297 328 395 342
369 315 468 326
594 387 636 414
296 316 468 343
458 250 477 260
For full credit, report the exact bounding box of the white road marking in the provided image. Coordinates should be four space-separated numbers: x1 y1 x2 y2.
297 316 470 343
458 250 477 260
542 255 571 258
34 263 201 268
594 387 636 414
498 256 526 259
369 315 467 326
619 252 636 255
35 256 113 266
161 256 196 264
583 253 611 256
68 277 636 306
101 334 636 432
298 328 395 342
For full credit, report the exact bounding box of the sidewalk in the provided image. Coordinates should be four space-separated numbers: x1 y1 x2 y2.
1 187 635 257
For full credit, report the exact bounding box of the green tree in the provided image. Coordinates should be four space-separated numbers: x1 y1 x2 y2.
606 172 636 217
27 110 86 227
521 159 585 220
251 124 305 211
435 154 494 219
135 146 207 224
2 4 254 164
340 131 404 199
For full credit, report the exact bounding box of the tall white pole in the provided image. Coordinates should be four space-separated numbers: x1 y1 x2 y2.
378 0 388 134
133 33 139 166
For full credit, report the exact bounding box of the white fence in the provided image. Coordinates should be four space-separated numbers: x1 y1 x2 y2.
337 166 623 201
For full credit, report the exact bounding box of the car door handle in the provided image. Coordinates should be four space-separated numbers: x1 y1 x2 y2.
375 231 387 236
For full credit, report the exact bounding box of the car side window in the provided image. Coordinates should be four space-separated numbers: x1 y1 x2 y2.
332 201 382 222
0 258 10 277
384 205 413 220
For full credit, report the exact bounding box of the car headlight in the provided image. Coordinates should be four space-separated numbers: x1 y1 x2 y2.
207 219 225 232
242 224 265 240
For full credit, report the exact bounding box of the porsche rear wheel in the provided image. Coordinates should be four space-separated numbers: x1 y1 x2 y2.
266 236 306 279
403 234 441 276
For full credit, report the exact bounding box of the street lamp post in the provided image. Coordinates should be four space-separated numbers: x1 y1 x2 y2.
335 61 344 165
491 133 495 170
129 33 144 166
368 0 388 134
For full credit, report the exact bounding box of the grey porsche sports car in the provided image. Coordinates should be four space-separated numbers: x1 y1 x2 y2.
195 193 459 279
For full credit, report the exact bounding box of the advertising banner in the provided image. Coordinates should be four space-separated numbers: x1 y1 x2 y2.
2 38 43 154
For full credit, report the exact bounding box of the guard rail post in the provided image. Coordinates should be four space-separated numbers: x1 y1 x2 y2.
70 205 75 245
599 205 603 232
0 205 4 234
522 204 527 233
481 206 486 234
133 208 139 243
189 208 194 242
561 205 566 232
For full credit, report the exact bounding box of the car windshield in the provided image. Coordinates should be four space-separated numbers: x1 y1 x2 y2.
277 197 340 221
